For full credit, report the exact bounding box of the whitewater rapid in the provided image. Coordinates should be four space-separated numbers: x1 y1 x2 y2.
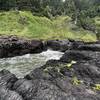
0 49 64 78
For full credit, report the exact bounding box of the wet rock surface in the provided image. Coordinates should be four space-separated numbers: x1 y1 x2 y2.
46 40 72 52
0 69 18 89
0 35 44 58
0 86 23 100
0 70 23 100
0 38 100 100
46 39 100 52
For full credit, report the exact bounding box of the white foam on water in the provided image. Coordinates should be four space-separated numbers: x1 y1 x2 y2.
0 49 64 78
40 49 64 61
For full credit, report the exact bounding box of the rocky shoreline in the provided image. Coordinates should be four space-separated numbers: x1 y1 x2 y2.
0 35 45 58
0 35 100 58
0 35 100 100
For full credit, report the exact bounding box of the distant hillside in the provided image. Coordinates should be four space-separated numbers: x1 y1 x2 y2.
0 11 97 41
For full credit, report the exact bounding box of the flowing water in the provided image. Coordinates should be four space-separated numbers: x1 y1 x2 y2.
0 49 64 78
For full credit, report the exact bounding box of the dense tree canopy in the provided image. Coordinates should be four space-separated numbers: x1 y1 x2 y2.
0 0 99 17
0 0 99 29
0 0 100 37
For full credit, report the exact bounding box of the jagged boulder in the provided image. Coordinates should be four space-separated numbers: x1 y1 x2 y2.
0 86 23 100
25 60 64 81
46 39 100 52
68 39 100 51
0 35 44 58
0 70 23 100
60 50 100 62
60 62 100 84
46 40 72 52
0 69 18 89
23 57 100 100
13 78 70 100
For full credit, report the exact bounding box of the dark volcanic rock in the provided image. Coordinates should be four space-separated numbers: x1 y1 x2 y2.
13 78 100 100
46 39 89 51
0 86 23 100
76 43 100 51
24 58 100 100
73 62 100 84
25 60 64 81
60 50 92 62
46 40 72 52
0 59 100 100
46 39 100 52
0 69 18 89
0 70 23 100
68 39 100 51
60 50 100 62
0 38 100 100
13 79 70 100
61 62 100 84
60 50 100 84
0 35 44 58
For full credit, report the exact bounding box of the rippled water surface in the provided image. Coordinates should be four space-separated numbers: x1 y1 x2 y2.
0 50 64 78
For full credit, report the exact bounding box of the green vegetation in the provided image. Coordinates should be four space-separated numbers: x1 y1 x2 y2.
94 17 100 30
93 84 100 91
65 60 77 69
44 67 52 72
72 77 83 85
0 0 99 41
94 17 100 26
0 11 97 41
